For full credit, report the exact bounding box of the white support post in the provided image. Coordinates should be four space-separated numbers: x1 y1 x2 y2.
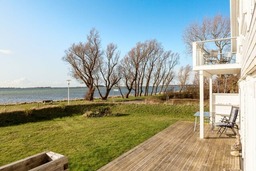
199 70 204 139
192 42 197 67
209 76 213 128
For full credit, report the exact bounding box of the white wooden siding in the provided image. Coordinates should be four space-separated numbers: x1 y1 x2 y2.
240 77 256 171
212 93 239 123
236 0 256 170
240 1 256 76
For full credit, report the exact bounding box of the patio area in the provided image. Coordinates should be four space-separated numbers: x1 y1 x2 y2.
98 121 241 171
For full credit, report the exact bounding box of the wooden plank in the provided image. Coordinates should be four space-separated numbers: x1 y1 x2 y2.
100 123 184 171
30 157 68 171
98 121 240 171
0 152 48 171
0 151 68 171
152 127 196 170
137 126 193 170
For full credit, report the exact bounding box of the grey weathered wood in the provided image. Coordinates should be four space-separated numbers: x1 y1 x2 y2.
98 121 241 171
0 151 68 171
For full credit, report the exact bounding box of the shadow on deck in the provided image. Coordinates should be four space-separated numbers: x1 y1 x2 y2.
98 121 241 171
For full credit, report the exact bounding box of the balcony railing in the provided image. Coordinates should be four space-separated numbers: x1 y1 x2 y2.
192 37 239 68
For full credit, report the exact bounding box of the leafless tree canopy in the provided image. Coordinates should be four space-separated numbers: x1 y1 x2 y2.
183 14 230 54
178 64 192 92
63 28 102 101
183 14 238 93
95 43 121 100
63 29 182 100
119 40 179 98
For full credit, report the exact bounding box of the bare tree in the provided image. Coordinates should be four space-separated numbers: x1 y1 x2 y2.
119 57 136 98
116 79 125 99
213 74 239 93
191 71 209 99
121 42 146 98
178 64 192 92
121 39 179 98
183 14 235 93
132 42 148 97
144 40 163 96
159 52 179 93
150 54 168 95
150 51 179 95
95 43 121 100
183 14 230 59
134 42 148 97
63 28 102 101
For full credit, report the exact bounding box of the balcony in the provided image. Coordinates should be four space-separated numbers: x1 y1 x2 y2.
192 37 241 75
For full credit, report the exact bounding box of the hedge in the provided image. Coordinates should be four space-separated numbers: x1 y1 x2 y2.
0 103 113 127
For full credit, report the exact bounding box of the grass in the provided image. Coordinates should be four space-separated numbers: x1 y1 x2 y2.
0 96 146 113
0 103 197 170
0 100 87 113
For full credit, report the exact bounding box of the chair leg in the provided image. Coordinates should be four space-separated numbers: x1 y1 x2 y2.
194 116 197 132
231 127 237 135
219 127 227 137
217 127 223 134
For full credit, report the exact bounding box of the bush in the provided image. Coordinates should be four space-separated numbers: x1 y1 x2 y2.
0 103 114 127
162 87 200 100
83 107 112 118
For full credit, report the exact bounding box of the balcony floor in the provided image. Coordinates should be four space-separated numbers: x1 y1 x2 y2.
98 121 241 171
194 63 241 75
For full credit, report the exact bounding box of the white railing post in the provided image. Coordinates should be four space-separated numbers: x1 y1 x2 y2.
209 76 213 127
192 42 197 68
199 70 204 139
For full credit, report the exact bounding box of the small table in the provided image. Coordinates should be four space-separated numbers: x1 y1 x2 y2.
194 111 210 131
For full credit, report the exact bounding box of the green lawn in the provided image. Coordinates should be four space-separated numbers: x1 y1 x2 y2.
0 103 197 170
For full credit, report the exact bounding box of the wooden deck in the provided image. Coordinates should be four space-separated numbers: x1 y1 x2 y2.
98 121 241 171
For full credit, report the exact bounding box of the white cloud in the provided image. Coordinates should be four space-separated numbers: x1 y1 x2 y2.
0 49 12 55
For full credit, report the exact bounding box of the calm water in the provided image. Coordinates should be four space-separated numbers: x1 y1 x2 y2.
0 87 124 104
0 86 179 104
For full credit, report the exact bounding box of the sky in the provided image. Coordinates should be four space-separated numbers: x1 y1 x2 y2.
0 0 230 87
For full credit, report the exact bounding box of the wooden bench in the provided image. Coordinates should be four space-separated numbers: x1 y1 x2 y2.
42 100 53 104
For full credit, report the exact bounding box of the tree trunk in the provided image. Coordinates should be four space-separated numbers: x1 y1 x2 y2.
101 88 111 100
118 86 124 99
125 88 132 98
85 86 95 101
150 83 156 95
125 79 134 98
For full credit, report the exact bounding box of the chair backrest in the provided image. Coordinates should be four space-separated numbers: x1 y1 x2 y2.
228 106 239 126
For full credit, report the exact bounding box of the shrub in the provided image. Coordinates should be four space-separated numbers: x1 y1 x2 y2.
83 107 112 118
0 103 114 127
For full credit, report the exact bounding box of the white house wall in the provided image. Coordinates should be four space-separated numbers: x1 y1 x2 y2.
235 0 256 170
238 0 256 76
212 93 239 123
239 77 256 171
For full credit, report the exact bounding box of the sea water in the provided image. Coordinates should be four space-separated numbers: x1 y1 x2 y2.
0 87 110 104
0 86 179 104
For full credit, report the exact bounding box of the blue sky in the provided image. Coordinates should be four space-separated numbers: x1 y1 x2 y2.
0 0 230 87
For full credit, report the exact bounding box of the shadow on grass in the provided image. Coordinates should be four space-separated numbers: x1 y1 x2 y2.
0 103 114 127
84 113 130 118
112 113 130 117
